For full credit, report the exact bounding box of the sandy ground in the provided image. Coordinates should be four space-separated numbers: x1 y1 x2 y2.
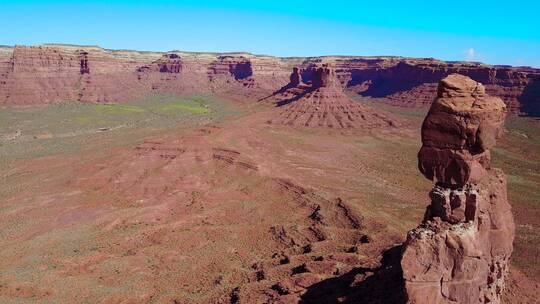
0 100 537 303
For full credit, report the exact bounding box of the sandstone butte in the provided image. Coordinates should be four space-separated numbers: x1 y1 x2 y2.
401 74 515 304
266 64 399 128
0 44 539 115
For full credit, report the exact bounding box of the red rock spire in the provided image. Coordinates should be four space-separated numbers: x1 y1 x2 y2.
401 74 515 304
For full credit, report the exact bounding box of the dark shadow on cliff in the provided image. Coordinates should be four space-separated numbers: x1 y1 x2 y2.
230 61 253 80
274 87 316 107
357 79 427 98
349 62 444 98
257 86 316 107
520 77 540 117
257 83 295 103
300 245 406 304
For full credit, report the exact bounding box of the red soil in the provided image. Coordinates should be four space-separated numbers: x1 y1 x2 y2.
0 101 537 303
0 45 537 303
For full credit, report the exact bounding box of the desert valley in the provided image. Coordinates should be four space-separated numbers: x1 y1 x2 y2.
0 44 539 303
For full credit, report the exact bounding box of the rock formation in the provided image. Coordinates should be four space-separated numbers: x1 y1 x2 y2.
0 44 539 115
418 74 507 187
269 65 398 128
401 74 515 304
289 67 302 87
311 65 340 88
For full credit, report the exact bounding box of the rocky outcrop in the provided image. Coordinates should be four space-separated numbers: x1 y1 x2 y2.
401 74 515 304
311 65 340 88
418 74 507 187
0 44 538 116
268 65 399 129
289 67 301 87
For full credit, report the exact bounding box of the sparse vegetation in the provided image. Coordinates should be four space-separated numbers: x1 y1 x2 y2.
0 95 237 166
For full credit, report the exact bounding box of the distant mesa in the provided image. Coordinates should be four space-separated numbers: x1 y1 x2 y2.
0 44 539 117
267 64 399 129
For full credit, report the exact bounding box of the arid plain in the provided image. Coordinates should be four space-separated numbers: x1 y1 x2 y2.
0 45 539 303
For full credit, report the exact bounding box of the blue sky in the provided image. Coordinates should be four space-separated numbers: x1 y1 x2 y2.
1 0 539 67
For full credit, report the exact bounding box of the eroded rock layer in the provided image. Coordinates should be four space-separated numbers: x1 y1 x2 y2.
401 74 515 304
418 74 507 186
0 44 539 115
268 65 399 128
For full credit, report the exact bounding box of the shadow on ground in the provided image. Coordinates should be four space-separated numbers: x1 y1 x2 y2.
300 245 406 304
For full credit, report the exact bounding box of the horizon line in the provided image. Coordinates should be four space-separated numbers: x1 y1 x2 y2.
1 42 538 70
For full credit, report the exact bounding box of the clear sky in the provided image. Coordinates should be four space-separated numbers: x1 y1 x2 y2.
1 0 539 67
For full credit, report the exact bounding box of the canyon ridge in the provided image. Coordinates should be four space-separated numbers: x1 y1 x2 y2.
0 44 539 115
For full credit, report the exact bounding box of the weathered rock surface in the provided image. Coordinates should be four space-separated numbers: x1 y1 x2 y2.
418 74 507 186
0 44 539 116
401 74 515 304
268 65 399 128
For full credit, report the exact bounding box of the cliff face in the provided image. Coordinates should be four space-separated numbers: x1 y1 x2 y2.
0 44 538 116
401 74 515 304
0 45 156 104
346 61 536 112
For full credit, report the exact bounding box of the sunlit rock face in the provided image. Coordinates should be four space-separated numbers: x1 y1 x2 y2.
401 74 515 304
418 74 507 187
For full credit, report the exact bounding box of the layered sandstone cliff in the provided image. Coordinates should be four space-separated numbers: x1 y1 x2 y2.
340 60 538 111
401 74 515 304
0 44 538 116
0 45 292 104
0 45 158 104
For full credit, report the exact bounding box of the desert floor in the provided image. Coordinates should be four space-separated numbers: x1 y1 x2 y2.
0 95 538 303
